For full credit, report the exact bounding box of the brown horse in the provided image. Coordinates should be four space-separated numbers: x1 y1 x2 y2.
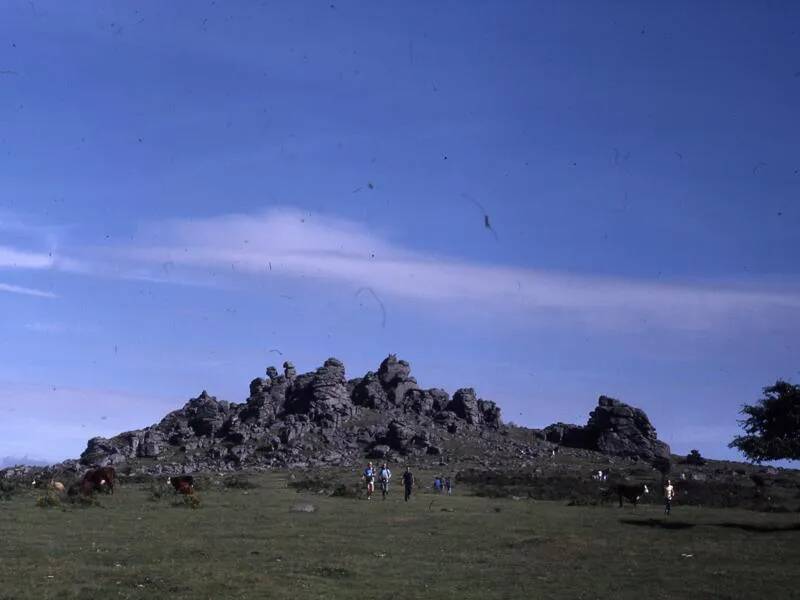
82 466 116 495
167 475 194 495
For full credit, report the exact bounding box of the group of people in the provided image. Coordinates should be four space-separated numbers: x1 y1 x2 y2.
360 461 677 514
363 462 401 501
362 462 451 502
433 475 452 495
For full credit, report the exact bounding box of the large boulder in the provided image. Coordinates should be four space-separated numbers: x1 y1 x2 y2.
587 396 670 462
243 374 287 422
137 431 165 458
405 388 449 417
283 361 297 380
383 420 417 454
351 371 388 409
183 391 228 437
446 389 500 426
284 358 356 426
478 399 502 428
377 355 419 405
547 396 670 463
447 388 482 424
279 414 309 446
80 436 129 466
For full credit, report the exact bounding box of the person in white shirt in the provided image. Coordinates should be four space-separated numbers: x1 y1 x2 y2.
363 462 375 500
379 463 392 500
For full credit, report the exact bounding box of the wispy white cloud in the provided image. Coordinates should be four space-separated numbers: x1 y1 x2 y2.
95 208 800 331
5 207 800 329
0 245 55 269
0 282 57 298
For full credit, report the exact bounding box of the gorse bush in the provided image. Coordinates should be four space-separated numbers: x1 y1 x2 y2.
147 483 164 502
36 491 62 508
172 494 201 509
0 480 18 501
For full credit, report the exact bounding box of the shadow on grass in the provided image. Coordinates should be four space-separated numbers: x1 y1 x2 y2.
715 522 800 533
620 518 800 533
619 518 695 530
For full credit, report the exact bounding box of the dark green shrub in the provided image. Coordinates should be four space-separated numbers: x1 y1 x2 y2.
36 491 61 508
172 494 201 509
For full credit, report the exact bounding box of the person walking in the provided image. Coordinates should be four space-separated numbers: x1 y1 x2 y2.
363 461 376 500
664 479 675 515
379 462 392 500
402 466 414 502
445 477 452 496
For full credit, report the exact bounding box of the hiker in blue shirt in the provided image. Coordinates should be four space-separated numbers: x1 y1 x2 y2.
433 476 442 493
363 462 376 500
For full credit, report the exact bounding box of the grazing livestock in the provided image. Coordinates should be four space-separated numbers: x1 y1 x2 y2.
66 479 97 497
616 483 649 508
82 467 116 495
49 480 65 493
167 475 195 495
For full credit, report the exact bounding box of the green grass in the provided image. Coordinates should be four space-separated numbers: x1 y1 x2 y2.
1 472 799 599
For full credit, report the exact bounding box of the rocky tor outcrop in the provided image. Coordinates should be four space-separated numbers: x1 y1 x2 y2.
68 355 674 475
77 354 502 473
543 395 671 464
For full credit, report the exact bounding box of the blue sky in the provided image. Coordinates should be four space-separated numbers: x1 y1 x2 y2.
1 1 799 465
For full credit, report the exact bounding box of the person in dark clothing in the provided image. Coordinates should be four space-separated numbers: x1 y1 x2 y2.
402 467 415 502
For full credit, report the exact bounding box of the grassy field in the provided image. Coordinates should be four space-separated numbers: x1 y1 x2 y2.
1 471 799 600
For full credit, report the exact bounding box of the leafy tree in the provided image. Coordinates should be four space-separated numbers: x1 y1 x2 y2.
685 449 706 466
729 380 800 462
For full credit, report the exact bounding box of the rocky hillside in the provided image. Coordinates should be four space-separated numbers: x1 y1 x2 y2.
1 354 677 478
78 355 503 473
5 356 798 512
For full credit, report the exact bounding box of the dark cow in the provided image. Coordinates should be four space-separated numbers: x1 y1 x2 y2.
167 475 194 495
82 467 116 495
616 483 649 508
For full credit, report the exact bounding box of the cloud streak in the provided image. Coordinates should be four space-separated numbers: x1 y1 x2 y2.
0 282 57 298
0 245 55 269
6 207 800 329
94 208 800 331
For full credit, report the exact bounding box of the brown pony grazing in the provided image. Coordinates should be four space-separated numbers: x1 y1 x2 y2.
82 467 116 495
167 475 194 495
